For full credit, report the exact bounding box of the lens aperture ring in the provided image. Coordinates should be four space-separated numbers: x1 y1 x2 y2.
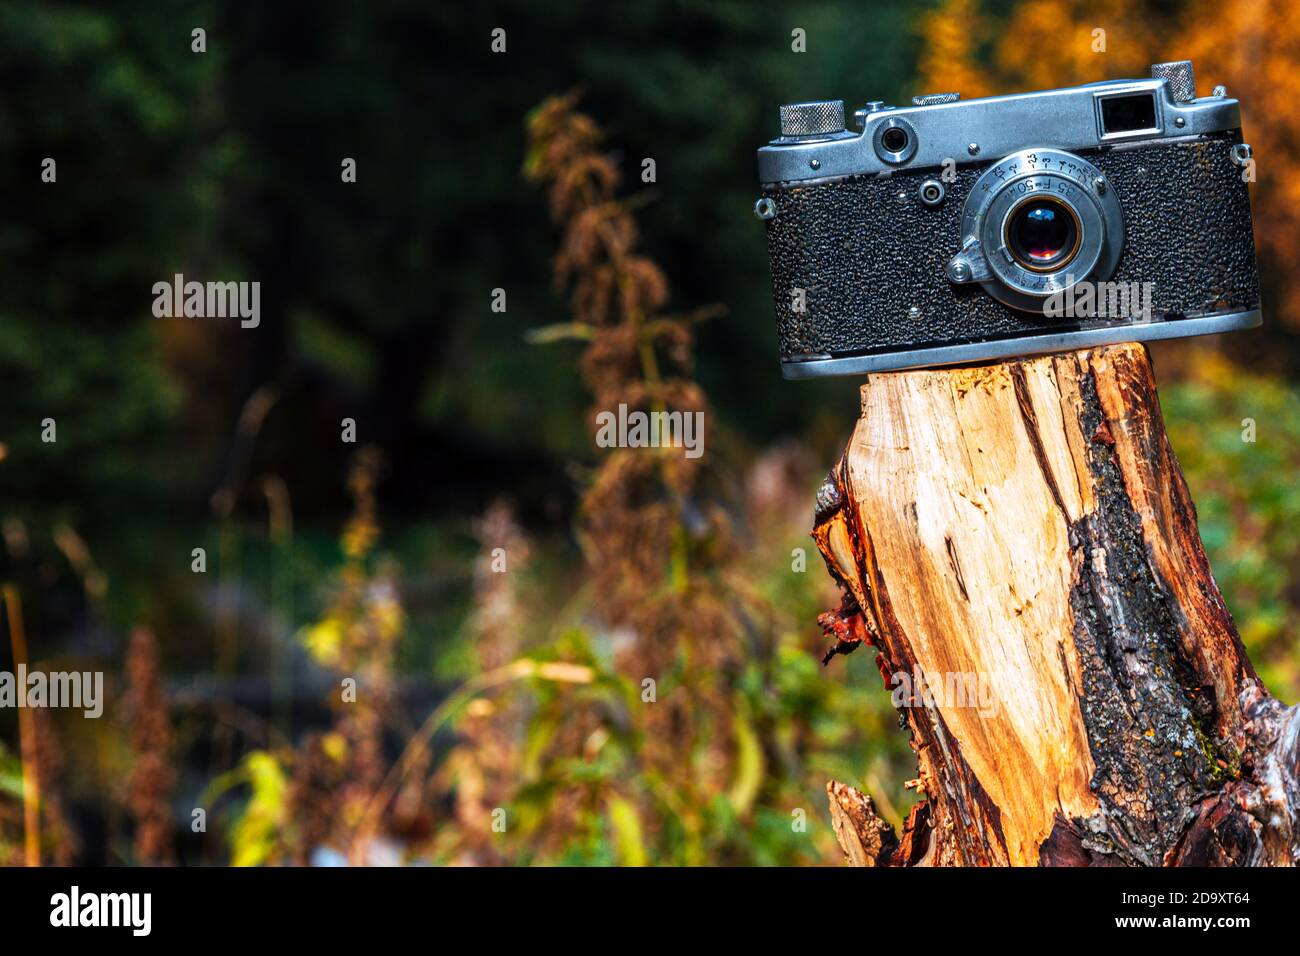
958 148 1124 313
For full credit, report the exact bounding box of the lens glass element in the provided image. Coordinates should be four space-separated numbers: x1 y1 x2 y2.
1006 198 1079 271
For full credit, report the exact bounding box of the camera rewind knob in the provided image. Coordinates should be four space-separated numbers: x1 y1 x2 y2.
1151 60 1197 102
779 100 846 138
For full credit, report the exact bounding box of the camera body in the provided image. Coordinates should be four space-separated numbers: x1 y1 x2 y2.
755 61 1261 378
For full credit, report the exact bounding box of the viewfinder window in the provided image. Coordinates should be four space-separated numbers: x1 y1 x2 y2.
1101 93 1158 134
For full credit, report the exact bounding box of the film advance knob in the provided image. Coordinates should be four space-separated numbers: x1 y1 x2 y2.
779 100 846 137
1151 60 1197 102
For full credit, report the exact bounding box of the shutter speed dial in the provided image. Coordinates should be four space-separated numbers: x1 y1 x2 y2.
779 100 846 140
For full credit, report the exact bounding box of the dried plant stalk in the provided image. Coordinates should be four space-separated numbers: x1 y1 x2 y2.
2 585 40 867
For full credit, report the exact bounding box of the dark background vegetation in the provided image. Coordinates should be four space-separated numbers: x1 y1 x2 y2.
0 0 1296 865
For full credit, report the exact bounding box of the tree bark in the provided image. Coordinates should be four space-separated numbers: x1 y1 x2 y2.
815 343 1299 867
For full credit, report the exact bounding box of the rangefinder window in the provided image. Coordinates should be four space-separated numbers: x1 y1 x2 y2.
1100 93 1158 135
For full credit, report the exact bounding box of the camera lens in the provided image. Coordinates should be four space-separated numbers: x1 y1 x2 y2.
881 127 909 153
1006 198 1079 271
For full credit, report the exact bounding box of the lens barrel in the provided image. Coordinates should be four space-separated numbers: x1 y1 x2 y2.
949 147 1125 313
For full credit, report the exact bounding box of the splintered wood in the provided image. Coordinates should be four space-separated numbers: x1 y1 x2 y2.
817 344 1299 867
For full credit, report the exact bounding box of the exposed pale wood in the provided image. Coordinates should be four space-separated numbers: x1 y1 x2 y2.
826 780 897 867
816 343 1299 867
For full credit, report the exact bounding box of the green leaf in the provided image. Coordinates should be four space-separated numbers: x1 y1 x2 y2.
229 751 290 868
727 706 764 818
525 322 596 345
606 796 647 867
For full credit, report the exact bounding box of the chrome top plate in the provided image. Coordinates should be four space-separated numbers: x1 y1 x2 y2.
758 77 1240 186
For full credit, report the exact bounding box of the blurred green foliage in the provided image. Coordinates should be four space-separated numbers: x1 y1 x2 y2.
1163 352 1300 701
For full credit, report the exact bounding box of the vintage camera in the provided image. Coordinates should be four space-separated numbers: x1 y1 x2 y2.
754 61 1261 378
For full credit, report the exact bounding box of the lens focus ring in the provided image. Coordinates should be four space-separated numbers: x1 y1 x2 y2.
955 147 1124 313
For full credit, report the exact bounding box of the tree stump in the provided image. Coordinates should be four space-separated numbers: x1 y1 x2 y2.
815 343 1299 866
